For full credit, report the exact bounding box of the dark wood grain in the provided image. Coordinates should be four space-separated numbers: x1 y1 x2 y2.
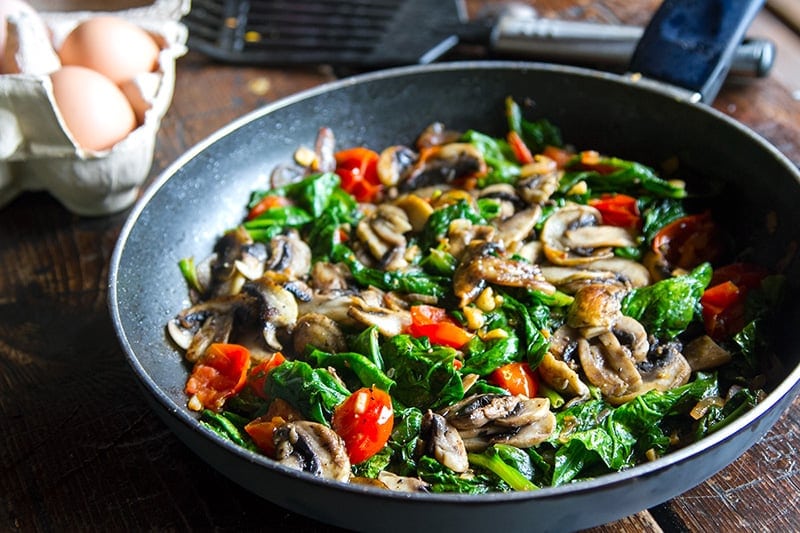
2 1 799 531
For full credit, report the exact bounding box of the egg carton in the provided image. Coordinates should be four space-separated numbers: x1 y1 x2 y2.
0 0 189 216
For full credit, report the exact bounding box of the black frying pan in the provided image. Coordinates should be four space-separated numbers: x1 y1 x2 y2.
109 1 800 531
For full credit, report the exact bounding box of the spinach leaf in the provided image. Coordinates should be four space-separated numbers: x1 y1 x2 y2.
561 157 686 199
264 360 349 425
354 406 424 478
639 196 687 244
332 244 448 297
468 447 538 491
502 293 551 368
199 410 259 452
308 349 395 392
461 130 521 187
462 334 520 376
505 96 563 152
243 205 313 229
350 325 384 369
381 334 464 410
549 374 719 485
418 456 503 494
305 188 360 261
417 199 486 253
621 263 712 339
253 172 341 218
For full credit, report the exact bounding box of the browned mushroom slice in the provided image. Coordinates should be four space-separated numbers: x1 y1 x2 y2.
577 337 640 398
415 122 462 149
683 335 732 371
459 399 555 450
494 206 542 247
273 420 351 482
419 410 469 473
610 339 692 405
541 205 635 266
207 226 254 297
401 143 486 191
517 155 561 205
168 294 244 361
585 258 651 288
241 278 299 350
377 145 417 187
355 204 412 271
314 126 336 173
292 312 347 356
309 261 352 293
445 219 495 260
440 394 555 451
377 471 431 493
566 283 625 329
394 193 434 232
538 351 590 403
264 230 312 279
454 241 555 307
348 303 411 337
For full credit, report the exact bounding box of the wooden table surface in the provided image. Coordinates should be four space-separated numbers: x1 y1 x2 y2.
3 1 800 531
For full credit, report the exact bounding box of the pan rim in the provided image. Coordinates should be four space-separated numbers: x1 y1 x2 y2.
108 60 800 506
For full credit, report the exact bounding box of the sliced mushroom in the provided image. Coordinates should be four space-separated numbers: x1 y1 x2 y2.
608 338 692 405
683 335 732 371
454 241 556 307
440 394 555 451
537 351 590 403
273 420 351 482
310 261 351 293
415 122 461 149
207 226 253 297
348 303 411 337
577 336 641 399
566 283 625 329
169 295 244 361
445 219 495 260
585 258 651 288
355 204 412 271
377 471 430 493
517 155 560 205
265 230 312 279
494 206 542 247
541 205 628 266
377 145 417 187
419 411 469 473
241 278 299 350
292 313 347 356
394 193 433 232
401 143 486 191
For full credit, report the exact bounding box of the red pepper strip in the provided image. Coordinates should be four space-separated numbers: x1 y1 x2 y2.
507 130 535 165
542 145 573 169
490 362 539 398
701 281 743 340
334 147 382 203
589 193 641 228
185 343 251 411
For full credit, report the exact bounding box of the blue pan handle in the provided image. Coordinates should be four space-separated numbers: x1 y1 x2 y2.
629 0 765 103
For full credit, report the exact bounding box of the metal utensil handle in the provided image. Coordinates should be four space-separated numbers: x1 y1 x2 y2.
491 14 773 78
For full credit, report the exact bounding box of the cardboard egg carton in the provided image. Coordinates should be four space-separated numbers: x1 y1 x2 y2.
0 0 189 215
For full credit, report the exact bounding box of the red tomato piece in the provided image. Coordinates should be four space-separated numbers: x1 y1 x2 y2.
407 305 473 349
489 362 539 398
185 343 250 411
701 263 769 340
542 145 573 169
589 193 641 228
331 387 394 464
247 351 286 399
651 212 725 270
335 147 382 203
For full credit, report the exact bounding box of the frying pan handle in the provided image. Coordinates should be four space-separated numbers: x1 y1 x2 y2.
629 0 765 103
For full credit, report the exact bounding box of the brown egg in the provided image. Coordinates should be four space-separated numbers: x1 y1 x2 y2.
58 15 160 85
50 66 137 152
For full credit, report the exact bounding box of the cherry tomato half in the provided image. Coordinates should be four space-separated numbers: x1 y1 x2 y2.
185 343 250 411
247 351 286 399
651 212 725 271
335 147 382 203
589 193 641 229
407 305 473 349
331 387 394 464
490 362 539 398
